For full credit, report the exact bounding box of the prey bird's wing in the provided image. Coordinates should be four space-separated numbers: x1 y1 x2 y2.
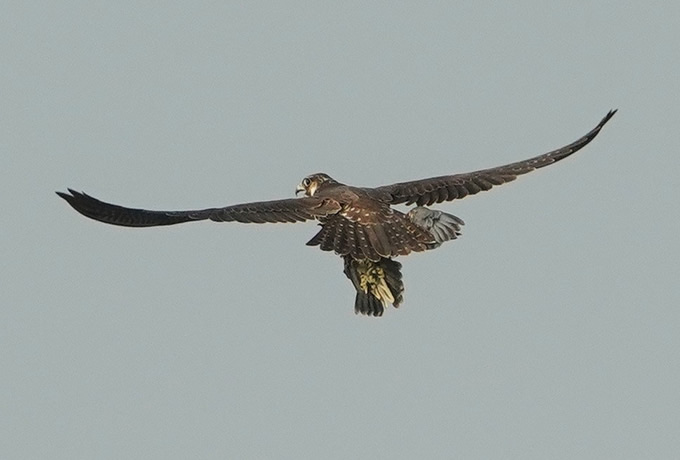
373 110 616 206
56 189 342 227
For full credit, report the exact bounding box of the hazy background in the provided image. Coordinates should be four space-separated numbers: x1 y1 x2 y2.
3 2 679 459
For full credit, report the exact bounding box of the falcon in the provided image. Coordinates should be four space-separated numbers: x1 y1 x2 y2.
58 110 616 316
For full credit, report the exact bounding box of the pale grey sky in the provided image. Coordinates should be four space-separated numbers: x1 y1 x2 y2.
3 2 679 459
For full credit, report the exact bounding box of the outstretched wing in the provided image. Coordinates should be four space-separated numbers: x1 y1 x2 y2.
373 110 616 206
56 189 342 227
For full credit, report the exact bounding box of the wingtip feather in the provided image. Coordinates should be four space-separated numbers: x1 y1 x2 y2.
603 109 617 125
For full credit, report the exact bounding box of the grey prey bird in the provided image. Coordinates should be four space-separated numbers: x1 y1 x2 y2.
58 110 616 316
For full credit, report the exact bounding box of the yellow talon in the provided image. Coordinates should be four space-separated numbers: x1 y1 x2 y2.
357 260 394 306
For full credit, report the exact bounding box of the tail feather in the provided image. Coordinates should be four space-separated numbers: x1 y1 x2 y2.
355 288 385 317
381 259 404 308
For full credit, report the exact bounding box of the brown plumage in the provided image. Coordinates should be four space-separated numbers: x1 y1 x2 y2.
57 110 616 316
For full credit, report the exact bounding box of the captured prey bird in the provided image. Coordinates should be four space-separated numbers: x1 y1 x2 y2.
57 110 616 316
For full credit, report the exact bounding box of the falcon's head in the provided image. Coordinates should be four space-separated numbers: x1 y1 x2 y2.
296 173 337 197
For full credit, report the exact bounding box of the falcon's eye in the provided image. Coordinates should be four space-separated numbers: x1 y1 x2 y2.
303 178 311 188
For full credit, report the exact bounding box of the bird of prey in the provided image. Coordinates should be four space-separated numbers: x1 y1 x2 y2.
58 110 616 316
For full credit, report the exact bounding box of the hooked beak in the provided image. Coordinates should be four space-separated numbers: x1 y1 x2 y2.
295 183 305 196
